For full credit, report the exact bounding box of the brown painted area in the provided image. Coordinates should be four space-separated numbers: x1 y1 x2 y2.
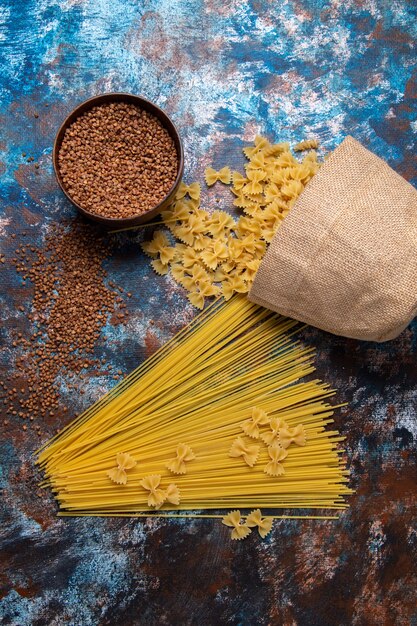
144 329 161 357
21 205 42 225
374 21 414 44
14 584 39 599
13 162 58 206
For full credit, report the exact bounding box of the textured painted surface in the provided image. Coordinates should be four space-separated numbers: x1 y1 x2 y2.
1 1 417 625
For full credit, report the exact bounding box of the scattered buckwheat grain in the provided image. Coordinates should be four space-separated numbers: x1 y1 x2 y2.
2 221 128 433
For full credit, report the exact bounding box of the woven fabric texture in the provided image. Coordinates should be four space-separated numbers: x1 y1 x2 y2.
249 136 417 341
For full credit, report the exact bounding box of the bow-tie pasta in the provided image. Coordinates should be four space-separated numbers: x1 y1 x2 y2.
141 136 321 309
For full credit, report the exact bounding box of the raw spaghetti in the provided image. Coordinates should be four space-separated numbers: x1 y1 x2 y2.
36 296 351 519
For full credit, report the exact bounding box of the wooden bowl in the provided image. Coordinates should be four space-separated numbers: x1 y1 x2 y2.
53 93 184 229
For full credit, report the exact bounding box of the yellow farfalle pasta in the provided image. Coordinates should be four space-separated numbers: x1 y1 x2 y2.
303 150 319 165
165 483 181 505
269 167 292 186
138 136 322 309
246 151 266 170
246 509 274 538
141 231 170 258
233 194 255 210
183 265 220 309
187 291 205 309
161 201 191 224
232 171 247 190
264 444 288 476
151 258 170 276
241 234 266 257
278 424 306 448
170 263 187 285
289 163 312 182
228 238 246 261
263 200 286 221
180 246 201 268
221 274 247 300
166 443 196 475
281 179 305 200
239 258 262 284
248 194 265 205
140 475 166 508
263 182 281 203
107 452 137 485
201 239 228 270
242 169 266 196
172 214 206 246
208 210 235 238
204 166 232 186
275 151 298 168
229 436 260 467
193 233 212 251
141 230 177 269
236 216 262 239
254 134 269 150
243 135 271 160
222 510 252 541
240 407 269 439
261 417 285 446
176 181 201 200
158 244 176 266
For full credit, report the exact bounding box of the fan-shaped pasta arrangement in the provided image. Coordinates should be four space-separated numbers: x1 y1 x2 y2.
37 295 352 539
141 136 321 309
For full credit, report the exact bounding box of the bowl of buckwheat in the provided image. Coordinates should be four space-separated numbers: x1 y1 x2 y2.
53 93 184 228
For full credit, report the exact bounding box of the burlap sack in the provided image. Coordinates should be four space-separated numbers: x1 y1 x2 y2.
249 136 417 342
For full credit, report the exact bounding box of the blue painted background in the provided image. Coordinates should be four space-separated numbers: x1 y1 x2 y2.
1 1 416 624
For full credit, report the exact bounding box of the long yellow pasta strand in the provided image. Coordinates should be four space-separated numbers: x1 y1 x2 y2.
37 295 352 515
